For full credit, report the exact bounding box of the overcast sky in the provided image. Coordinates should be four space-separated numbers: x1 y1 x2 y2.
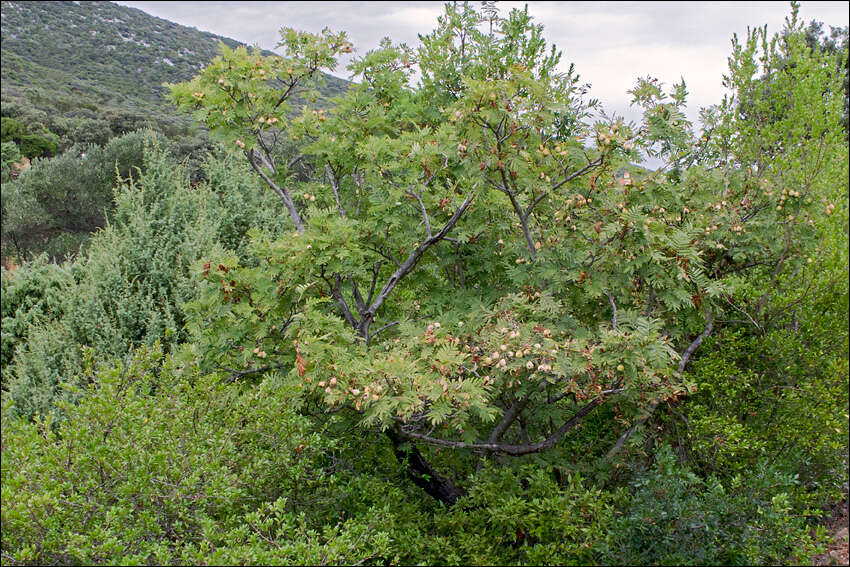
116 1 848 128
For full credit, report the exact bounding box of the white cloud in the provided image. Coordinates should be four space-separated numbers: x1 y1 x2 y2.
116 0 849 126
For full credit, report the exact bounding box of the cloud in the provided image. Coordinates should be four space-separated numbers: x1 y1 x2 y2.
116 0 848 124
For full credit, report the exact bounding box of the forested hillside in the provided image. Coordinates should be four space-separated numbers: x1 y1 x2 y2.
1 1 348 149
0 0 349 261
1 2 847 565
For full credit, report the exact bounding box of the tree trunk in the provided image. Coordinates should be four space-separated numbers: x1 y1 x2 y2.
385 427 466 506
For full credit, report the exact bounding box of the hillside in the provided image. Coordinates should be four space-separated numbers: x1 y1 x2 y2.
0 0 349 152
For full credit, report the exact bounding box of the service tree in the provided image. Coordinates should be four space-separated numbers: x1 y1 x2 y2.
171 3 845 504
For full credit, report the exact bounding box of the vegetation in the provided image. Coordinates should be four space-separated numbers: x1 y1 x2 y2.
0 0 349 261
1 2 847 565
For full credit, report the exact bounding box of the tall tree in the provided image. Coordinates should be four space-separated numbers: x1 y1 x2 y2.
171 2 844 504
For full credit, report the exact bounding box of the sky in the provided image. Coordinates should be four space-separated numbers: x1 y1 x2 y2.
115 1 849 128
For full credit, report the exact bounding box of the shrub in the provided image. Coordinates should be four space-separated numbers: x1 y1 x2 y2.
605 445 826 566
1 344 390 565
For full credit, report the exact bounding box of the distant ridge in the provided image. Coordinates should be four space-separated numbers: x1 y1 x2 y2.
0 1 349 150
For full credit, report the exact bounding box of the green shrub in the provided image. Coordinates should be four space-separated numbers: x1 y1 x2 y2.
673 326 848 510
2 139 222 419
606 445 826 566
0 256 76 389
1 344 390 565
411 466 616 565
1 129 167 261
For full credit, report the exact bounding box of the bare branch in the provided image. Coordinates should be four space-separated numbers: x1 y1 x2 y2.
605 400 659 459
370 320 400 339
722 294 761 331
327 272 358 328
287 154 304 170
606 290 618 329
487 395 532 444
248 151 306 233
407 190 432 238
366 261 382 307
357 193 474 340
551 156 603 191
677 306 713 375
324 164 346 218
272 78 300 111
350 276 366 314
218 363 288 383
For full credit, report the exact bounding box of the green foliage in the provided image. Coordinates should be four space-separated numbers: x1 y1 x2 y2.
1 256 75 389
170 1 809 490
606 446 825 565
0 117 24 143
2 140 218 418
0 140 21 183
426 466 616 564
1 344 390 565
1 3 847 565
1 132 302 420
673 322 848 508
1 129 166 261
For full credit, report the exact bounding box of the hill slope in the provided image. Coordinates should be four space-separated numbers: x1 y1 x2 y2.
0 0 349 151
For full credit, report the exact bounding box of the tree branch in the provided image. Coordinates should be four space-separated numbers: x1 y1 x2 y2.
407 190 432 238
677 306 713 375
487 394 532 444
366 261 382 307
357 193 474 341
324 164 346 218
327 272 358 328
399 393 609 456
218 363 288 383
551 156 603 191
249 150 306 233
524 191 549 218
350 276 366 315
607 307 713 460
606 290 618 329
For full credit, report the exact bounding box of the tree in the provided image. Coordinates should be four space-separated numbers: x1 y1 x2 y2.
171 2 843 505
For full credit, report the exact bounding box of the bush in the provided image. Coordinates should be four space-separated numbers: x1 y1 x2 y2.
2 139 222 419
421 466 616 565
672 325 848 510
1 344 390 565
1 255 76 390
605 445 826 566
1 129 168 261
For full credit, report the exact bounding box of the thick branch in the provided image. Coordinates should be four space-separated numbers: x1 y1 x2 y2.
400 394 608 456
385 427 466 506
366 261 382 307
350 276 366 315
329 273 358 328
487 395 532 444
677 306 713 374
